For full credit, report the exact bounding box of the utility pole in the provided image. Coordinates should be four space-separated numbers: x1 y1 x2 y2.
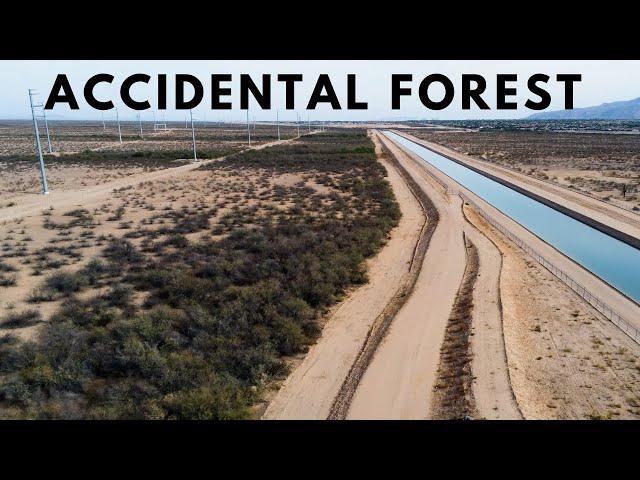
28 89 49 195
276 109 280 141
246 108 251 146
116 107 122 143
102 112 106 131
296 113 300 137
42 106 53 153
308 113 310 133
190 109 197 160
138 113 143 139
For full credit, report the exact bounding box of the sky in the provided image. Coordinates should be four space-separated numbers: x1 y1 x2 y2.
1 60 639 122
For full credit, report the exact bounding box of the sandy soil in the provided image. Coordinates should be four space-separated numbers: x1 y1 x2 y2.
380 129 640 419
466 205 640 419
346 134 467 419
462 206 522 419
0 137 294 226
262 134 425 419
391 131 640 328
0 136 300 341
266 129 522 420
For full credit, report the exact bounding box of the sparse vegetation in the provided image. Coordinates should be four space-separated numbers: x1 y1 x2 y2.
1 309 42 329
0 130 401 419
406 128 640 209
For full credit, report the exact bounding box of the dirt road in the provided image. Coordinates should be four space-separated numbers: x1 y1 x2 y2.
0 137 295 225
346 133 521 419
346 153 465 418
263 134 425 419
265 129 522 419
462 205 522 419
390 131 640 331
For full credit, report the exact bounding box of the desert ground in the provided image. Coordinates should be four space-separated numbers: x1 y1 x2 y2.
265 128 640 420
2 120 640 419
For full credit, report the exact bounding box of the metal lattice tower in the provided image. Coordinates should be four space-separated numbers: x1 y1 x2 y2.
28 89 50 195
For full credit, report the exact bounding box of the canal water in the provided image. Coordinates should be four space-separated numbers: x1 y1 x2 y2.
384 130 640 303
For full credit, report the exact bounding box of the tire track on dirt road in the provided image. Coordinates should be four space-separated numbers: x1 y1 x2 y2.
460 202 522 419
342 133 467 420
326 133 440 420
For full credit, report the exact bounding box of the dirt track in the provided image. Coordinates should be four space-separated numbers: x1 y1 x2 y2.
345 133 523 419
346 138 466 419
264 129 522 419
379 129 640 419
0 137 295 225
263 133 427 419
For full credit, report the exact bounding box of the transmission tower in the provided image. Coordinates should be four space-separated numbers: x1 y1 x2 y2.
115 107 122 143
138 113 144 139
42 107 53 153
28 89 49 195
190 109 197 161
246 108 251 146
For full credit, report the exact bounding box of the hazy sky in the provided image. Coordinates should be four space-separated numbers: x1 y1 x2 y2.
1 60 639 121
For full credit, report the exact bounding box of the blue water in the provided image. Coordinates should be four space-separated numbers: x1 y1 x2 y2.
384 130 640 303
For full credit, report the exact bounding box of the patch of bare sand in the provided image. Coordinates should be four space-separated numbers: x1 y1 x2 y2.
269 172 330 195
465 205 640 419
261 136 424 419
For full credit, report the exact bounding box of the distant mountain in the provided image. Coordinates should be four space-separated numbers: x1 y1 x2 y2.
528 97 640 120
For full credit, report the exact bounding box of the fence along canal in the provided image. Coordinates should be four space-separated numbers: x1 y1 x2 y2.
381 130 640 345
